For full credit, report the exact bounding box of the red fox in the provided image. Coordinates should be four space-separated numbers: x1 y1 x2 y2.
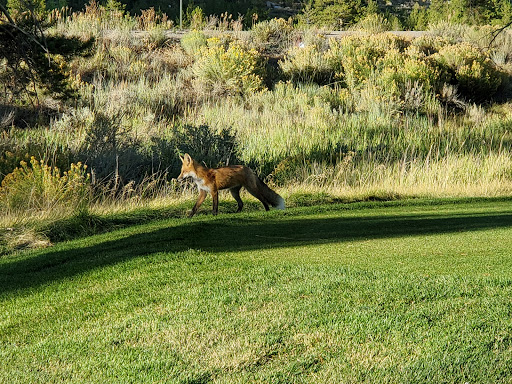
178 153 285 217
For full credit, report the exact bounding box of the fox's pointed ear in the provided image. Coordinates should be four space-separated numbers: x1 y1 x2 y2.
184 153 192 164
179 154 184 162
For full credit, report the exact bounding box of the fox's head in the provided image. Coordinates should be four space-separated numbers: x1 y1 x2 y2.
177 153 196 182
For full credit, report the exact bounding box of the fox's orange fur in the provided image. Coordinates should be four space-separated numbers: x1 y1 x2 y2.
178 153 285 217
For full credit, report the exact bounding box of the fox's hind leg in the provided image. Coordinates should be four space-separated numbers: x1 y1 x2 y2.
230 186 244 212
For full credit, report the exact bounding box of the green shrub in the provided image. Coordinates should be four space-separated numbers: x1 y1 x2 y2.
270 155 307 185
180 30 208 57
174 124 238 168
279 44 340 85
0 157 90 214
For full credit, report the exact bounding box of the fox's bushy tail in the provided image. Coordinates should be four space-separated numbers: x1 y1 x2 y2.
255 178 285 210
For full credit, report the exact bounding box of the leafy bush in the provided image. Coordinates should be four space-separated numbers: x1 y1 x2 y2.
299 0 366 28
251 18 295 55
433 43 503 100
0 157 90 214
174 124 238 168
191 37 264 96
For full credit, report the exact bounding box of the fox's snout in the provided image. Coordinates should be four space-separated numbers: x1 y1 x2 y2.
178 154 192 182
177 170 191 182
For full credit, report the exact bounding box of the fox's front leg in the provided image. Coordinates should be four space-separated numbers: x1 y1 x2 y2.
190 189 207 217
211 189 219 215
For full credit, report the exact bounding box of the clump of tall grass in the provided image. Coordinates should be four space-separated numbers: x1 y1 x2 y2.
194 83 342 171
71 32 186 84
136 7 174 31
201 11 245 32
351 13 392 33
285 151 512 199
51 0 137 40
191 81 512 177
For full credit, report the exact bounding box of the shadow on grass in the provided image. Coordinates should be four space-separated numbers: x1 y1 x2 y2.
2 202 512 295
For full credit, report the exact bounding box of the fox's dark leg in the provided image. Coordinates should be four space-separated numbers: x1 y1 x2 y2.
190 189 207 217
229 186 244 212
211 189 219 215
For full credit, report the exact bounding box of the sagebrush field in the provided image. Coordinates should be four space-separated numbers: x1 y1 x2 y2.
2 5 512 251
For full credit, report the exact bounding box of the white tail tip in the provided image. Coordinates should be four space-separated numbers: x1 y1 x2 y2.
275 197 285 210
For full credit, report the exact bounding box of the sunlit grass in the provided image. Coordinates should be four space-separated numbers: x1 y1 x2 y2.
2 199 512 382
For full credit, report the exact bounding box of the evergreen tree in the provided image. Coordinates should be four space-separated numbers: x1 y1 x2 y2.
0 0 93 105
300 0 366 28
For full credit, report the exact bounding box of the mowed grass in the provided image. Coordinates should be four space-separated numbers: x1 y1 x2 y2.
2 199 512 383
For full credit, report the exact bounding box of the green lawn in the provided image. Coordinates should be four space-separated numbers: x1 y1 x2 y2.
2 199 512 383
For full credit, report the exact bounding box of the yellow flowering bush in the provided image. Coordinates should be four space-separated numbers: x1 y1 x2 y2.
433 43 503 99
280 44 341 85
192 38 263 96
335 34 408 86
0 157 90 213
378 49 443 90
409 35 452 57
